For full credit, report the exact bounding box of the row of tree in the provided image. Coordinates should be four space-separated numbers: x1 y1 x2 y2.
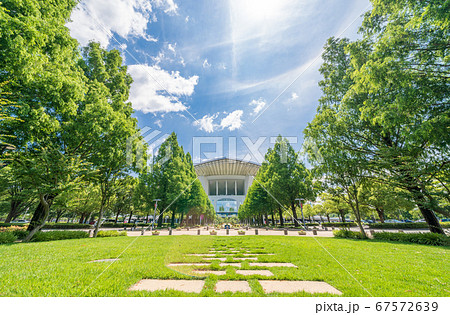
0 1 214 239
239 0 448 236
304 0 448 236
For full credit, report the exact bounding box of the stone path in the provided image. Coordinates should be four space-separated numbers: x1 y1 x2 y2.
129 279 205 293
215 281 251 293
259 280 342 295
129 245 341 295
236 270 274 276
88 258 119 263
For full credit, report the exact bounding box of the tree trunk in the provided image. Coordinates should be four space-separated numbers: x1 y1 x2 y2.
339 210 346 223
407 186 444 234
278 207 284 226
179 211 184 227
24 194 52 242
375 207 385 223
27 194 55 232
114 211 120 224
171 208 176 228
326 214 330 223
271 210 275 225
157 211 163 227
79 214 85 224
128 211 133 223
5 200 22 223
94 187 108 238
291 202 299 227
55 210 65 223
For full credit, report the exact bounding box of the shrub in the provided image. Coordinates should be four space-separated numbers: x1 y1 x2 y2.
31 231 89 242
43 223 92 230
0 232 17 244
372 232 450 246
101 223 135 228
0 223 28 227
96 230 127 237
323 222 357 227
369 222 450 229
333 229 365 239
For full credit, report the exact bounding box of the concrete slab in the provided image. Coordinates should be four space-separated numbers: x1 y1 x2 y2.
187 254 216 257
215 281 251 293
243 253 275 256
259 280 342 295
129 279 205 293
234 257 258 260
236 270 274 276
193 270 227 275
249 263 297 267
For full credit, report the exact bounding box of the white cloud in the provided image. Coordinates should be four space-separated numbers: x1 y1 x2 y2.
168 43 176 54
67 0 178 47
217 63 227 70
249 98 266 115
290 92 299 101
220 110 244 131
185 16 190 23
202 59 211 69
194 114 218 133
128 65 199 113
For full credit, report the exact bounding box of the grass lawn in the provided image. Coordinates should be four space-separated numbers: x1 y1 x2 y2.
0 236 448 297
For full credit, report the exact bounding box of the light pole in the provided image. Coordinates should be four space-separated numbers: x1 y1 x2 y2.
152 199 161 231
295 198 306 230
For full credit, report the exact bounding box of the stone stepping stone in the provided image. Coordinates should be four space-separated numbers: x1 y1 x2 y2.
215 281 251 293
193 270 227 275
259 280 342 295
168 263 210 266
219 263 241 267
234 257 257 261
243 253 275 256
236 270 274 276
129 279 205 293
249 263 297 268
187 254 216 257
88 259 119 263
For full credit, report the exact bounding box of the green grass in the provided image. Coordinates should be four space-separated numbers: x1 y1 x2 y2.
0 236 448 297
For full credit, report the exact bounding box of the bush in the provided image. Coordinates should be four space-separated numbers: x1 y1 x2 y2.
31 231 89 242
100 223 135 228
43 223 92 230
0 232 18 244
96 230 127 237
333 229 365 239
0 223 28 227
323 222 357 227
373 232 450 246
369 222 450 229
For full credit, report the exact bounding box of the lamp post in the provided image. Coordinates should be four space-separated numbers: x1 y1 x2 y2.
152 199 161 231
295 198 306 230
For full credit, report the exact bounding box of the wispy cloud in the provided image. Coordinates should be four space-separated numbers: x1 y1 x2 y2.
249 98 266 115
194 114 218 133
202 59 211 69
290 92 299 101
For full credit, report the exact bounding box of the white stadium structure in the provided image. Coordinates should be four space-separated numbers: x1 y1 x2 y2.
194 158 260 217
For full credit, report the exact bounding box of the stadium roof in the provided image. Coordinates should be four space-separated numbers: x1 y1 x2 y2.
194 158 260 176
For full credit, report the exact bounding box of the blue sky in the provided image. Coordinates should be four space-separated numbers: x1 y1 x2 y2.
67 0 371 164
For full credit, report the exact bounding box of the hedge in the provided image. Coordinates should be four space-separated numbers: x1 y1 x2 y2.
369 222 450 229
31 231 89 242
0 223 28 227
322 222 357 227
373 232 450 246
96 230 127 237
43 223 92 230
333 229 366 239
